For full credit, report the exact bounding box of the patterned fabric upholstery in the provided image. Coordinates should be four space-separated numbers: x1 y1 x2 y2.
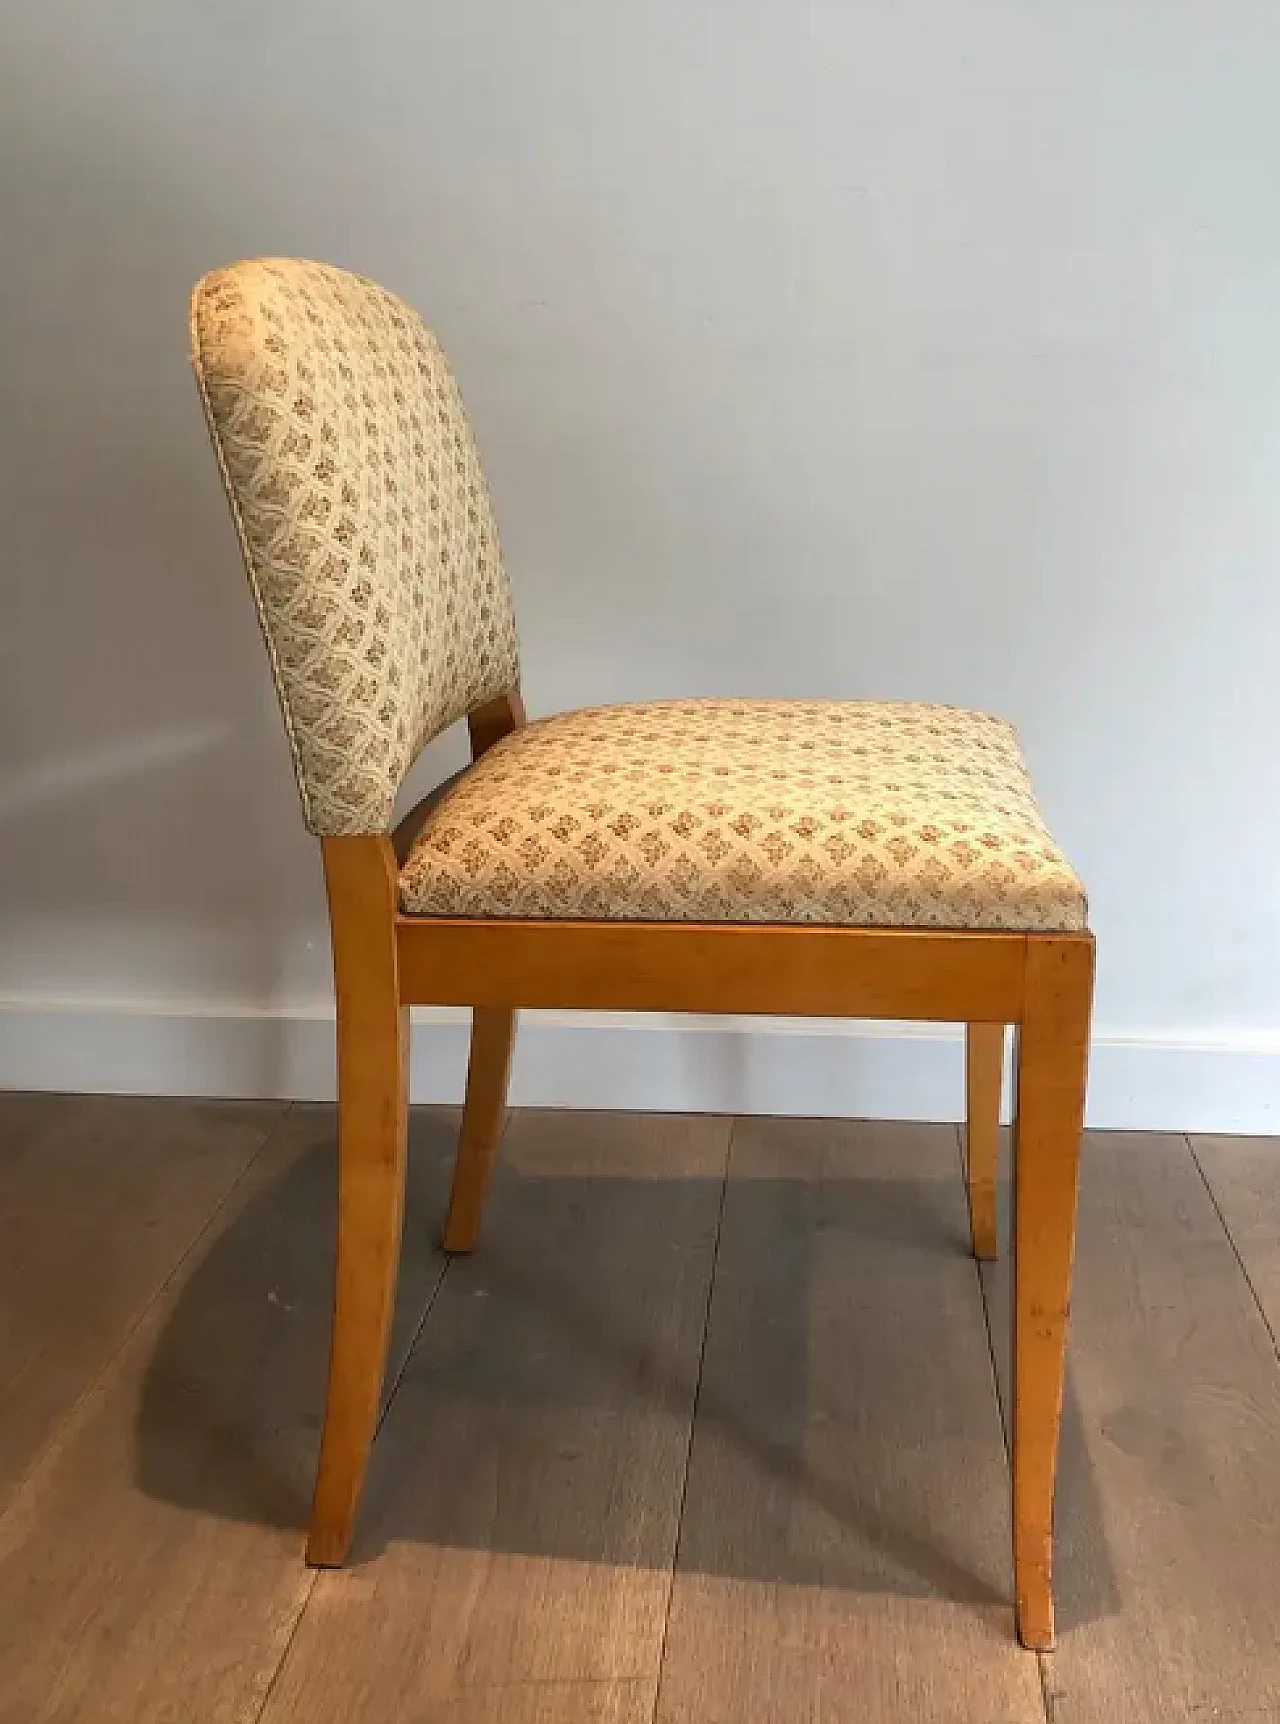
191 258 520 835
399 700 1087 931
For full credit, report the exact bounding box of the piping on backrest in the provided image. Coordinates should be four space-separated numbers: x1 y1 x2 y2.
191 257 519 835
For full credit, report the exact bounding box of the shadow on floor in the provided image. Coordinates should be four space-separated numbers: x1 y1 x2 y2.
133 1107 1116 1627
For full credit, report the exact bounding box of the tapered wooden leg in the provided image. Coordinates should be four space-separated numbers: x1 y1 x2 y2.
1011 935 1094 1650
435 687 525 1258
307 836 409 1568
442 1007 517 1253
965 1023 1004 1260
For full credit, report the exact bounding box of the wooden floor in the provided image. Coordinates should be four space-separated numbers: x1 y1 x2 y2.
3 1097 1280 1722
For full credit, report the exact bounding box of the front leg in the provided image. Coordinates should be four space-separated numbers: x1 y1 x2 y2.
307 836 409 1567
1011 936 1093 1649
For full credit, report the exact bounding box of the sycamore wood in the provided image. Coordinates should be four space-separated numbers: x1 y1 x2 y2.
305 832 409 1567
965 1023 1005 1261
397 920 1027 1021
467 687 527 757
440 1008 516 1254
1010 935 1094 1649
305 687 1092 1648
439 688 525 1254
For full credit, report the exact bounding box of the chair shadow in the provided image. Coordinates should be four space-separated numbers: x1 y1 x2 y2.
134 1106 1117 1626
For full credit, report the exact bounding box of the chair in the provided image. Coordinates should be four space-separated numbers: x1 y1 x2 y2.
191 257 1093 1650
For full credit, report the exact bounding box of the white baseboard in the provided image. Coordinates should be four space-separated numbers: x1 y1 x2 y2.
1 997 1276 1135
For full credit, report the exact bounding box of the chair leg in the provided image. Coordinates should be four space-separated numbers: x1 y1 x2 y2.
443 1007 517 1254
964 1023 1004 1260
307 836 409 1568
1011 936 1094 1650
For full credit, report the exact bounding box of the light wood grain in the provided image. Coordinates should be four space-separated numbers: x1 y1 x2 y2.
259 1110 730 1724
367 1679 659 1724
983 1131 1280 1720
1011 935 1093 1649
0 1103 456 1724
17 1104 1280 1720
0 1092 285 1511
467 688 527 759
655 1116 1046 1724
397 919 1028 1021
307 834 411 1566
445 687 526 1260
965 1023 1004 1260
442 1007 517 1253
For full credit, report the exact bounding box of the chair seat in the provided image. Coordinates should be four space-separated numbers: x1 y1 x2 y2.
399 699 1087 932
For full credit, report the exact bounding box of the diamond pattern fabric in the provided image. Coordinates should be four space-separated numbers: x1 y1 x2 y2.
399 699 1087 931
190 258 1088 935
191 258 519 835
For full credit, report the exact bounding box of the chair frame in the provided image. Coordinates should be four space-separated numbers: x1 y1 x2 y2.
306 688 1094 1652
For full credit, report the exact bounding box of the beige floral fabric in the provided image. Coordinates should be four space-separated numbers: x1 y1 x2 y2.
399 700 1087 931
191 258 519 835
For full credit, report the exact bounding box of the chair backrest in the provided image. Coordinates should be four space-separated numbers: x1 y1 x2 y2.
191 258 520 835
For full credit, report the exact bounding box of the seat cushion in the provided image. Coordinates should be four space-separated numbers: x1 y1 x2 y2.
398 699 1087 931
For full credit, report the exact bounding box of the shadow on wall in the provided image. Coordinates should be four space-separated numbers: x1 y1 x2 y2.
0 20 334 1015
0 12 682 1023
133 1105 1117 1628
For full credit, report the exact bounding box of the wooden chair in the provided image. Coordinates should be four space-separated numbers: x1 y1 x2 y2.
192 257 1093 1650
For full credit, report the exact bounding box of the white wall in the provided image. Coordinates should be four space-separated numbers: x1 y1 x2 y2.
2 1 1279 1128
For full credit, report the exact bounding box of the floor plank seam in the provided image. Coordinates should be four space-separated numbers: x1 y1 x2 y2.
648 1117 734 1724
253 1226 457 1720
961 1125 1057 1720
0 1100 297 1548
250 1569 321 1724
965 1125 1011 1461
29 1108 1280 1720
1186 1131 1280 1365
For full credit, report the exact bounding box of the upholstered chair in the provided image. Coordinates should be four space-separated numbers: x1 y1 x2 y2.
191 258 1092 1650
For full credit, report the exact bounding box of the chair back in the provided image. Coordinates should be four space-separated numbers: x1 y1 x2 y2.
192 257 519 834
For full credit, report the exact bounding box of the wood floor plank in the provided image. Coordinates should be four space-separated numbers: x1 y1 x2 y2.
394 1679 660 1724
0 1092 286 1508
981 1131 1280 1722
260 1109 731 1724
655 1117 1046 1724
0 1102 457 1724
1190 1133 1280 1342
